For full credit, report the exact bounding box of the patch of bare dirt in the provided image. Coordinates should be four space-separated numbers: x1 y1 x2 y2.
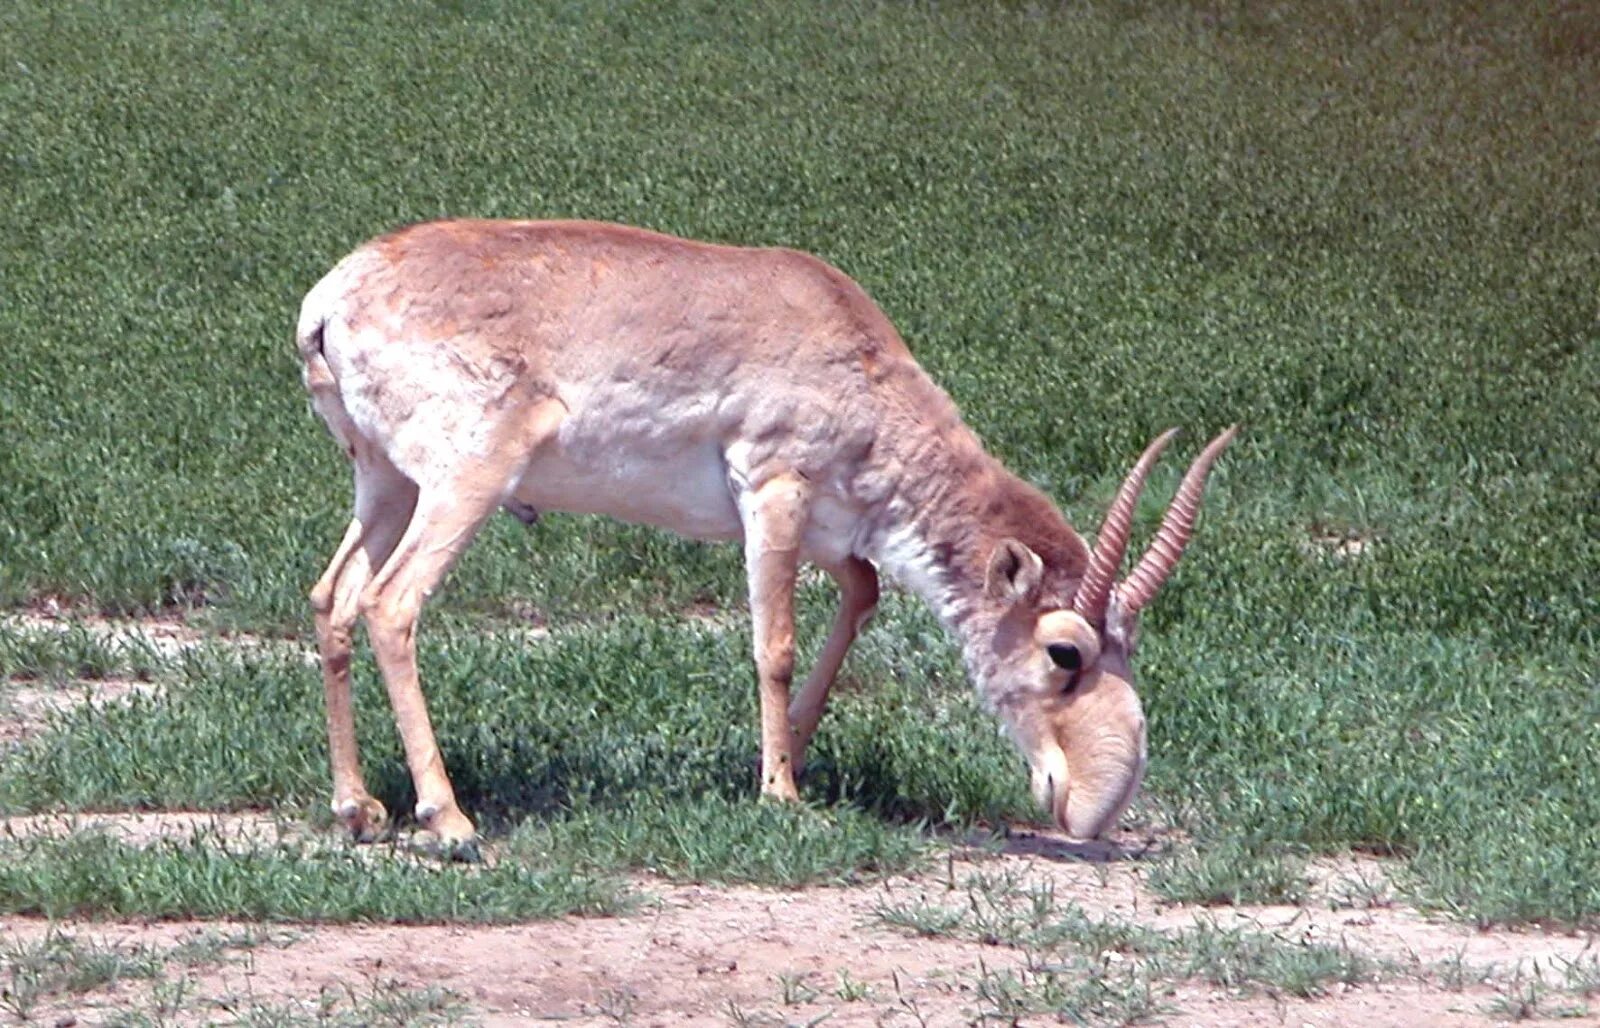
1159 982 1522 1027
0 884 1556 1027
2 614 1593 1024
2 606 306 661
990 831 1597 977
0 679 163 747
2 819 1594 1026
0 811 296 850
0 610 314 749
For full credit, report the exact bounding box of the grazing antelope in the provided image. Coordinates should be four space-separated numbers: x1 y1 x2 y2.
297 219 1235 851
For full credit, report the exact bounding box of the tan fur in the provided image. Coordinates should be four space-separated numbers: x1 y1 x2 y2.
298 219 1227 845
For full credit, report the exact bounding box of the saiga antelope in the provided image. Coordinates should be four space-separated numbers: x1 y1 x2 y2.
297 219 1235 852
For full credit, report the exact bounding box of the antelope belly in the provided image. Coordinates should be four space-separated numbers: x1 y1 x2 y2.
514 435 742 541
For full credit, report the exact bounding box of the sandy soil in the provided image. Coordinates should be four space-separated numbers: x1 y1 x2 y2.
2 615 1595 1025
2 815 1595 1026
0 679 162 748
0 607 311 664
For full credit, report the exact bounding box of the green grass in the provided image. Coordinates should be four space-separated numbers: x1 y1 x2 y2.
0 613 1025 824
510 795 928 887
208 980 469 1028
1 0 1596 927
0 619 164 684
0 829 628 923
1146 836 1310 907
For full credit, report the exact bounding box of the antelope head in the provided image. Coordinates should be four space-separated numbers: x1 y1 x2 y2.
982 427 1237 839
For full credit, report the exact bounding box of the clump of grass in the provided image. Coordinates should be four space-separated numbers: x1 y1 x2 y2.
1558 954 1600 998
1147 632 1600 928
0 924 329 1026
774 971 819 1007
0 928 162 1020
872 901 967 940
164 926 278 969
1435 947 1483 992
143 977 468 1027
1146 837 1310 907
1437 958 1593 1023
1329 865 1396 911
971 958 1171 1026
0 620 1003 878
1482 969 1591 1023
833 970 872 1002
330 977 469 1027
0 621 163 684
1177 919 1376 999
0 647 331 813
509 793 928 888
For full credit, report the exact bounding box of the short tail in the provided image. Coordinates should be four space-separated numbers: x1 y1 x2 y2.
296 256 380 464
298 320 338 391
296 276 343 397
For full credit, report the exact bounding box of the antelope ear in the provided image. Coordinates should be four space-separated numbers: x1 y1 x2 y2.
985 539 1044 605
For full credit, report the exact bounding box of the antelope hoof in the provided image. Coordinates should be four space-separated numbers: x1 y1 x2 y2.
411 829 483 863
414 802 479 861
333 795 390 843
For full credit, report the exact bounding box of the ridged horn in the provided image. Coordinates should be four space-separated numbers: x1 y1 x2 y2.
1116 425 1239 615
1072 428 1181 626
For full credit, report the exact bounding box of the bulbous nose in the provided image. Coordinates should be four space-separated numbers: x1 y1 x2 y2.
1058 742 1146 840
1059 792 1108 841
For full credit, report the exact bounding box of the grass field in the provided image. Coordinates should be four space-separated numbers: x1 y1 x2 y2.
1 0 1596 960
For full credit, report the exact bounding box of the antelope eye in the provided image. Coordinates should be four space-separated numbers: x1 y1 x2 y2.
1047 643 1081 672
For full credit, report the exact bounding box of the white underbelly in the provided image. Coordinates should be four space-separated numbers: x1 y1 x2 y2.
513 438 744 541
511 386 871 562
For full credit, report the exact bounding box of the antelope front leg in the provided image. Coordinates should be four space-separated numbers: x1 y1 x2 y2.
739 473 812 801
789 556 879 764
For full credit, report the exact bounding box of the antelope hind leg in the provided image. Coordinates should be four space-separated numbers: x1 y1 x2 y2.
358 399 566 856
310 453 416 842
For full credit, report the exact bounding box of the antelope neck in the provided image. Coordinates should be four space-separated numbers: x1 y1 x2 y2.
859 460 1022 689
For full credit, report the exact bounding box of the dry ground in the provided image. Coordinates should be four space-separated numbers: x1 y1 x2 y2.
2 616 1596 1026
3 813 1596 1026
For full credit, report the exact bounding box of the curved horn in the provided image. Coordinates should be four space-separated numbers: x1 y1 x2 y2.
1116 425 1239 615
1072 428 1181 625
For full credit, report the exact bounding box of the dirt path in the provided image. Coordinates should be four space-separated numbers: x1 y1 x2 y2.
2 817 1595 1026
3 616 1595 1024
